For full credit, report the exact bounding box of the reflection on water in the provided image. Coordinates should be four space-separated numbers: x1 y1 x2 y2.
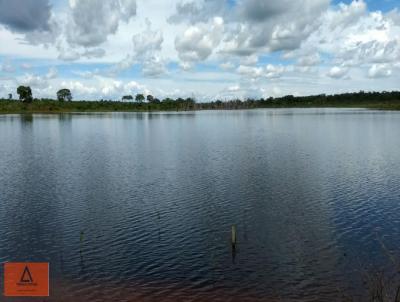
1 109 400 301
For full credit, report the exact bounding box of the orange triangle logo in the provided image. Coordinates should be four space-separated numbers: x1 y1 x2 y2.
20 266 33 283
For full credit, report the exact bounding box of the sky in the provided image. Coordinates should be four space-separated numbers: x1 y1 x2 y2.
0 0 399 101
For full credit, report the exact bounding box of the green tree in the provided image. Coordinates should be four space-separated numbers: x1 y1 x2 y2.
135 94 145 103
57 89 72 101
17 86 32 103
122 95 133 101
146 94 154 103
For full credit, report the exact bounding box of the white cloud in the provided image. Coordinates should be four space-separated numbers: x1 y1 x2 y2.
60 80 97 97
142 56 167 77
132 20 163 58
82 48 106 59
236 63 286 80
220 61 235 70
107 19 166 77
56 77 152 100
304 1 400 68
58 50 80 61
67 0 137 47
168 0 226 24
237 65 264 78
240 54 259 66
265 64 285 79
175 16 224 63
327 66 349 79
16 67 58 92
327 0 367 29
19 74 49 89
297 53 321 66
221 0 330 56
0 0 51 32
368 64 392 78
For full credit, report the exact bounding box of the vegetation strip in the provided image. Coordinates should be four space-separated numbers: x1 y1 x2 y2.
1 88 400 113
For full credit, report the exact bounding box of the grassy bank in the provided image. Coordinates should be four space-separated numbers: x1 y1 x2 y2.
1 91 400 113
0 99 192 113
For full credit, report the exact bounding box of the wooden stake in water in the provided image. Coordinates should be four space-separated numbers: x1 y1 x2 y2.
231 225 237 264
231 225 237 248
79 230 85 263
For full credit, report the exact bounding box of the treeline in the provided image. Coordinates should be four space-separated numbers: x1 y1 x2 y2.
199 91 400 110
1 90 400 113
0 98 196 113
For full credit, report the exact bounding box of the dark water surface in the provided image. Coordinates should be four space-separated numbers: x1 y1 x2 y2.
1 109 400 302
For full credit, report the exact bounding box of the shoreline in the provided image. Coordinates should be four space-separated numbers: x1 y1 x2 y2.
0 105 400 114
1 91 400 113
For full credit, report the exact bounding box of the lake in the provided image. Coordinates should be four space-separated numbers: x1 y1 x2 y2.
1 109 400 302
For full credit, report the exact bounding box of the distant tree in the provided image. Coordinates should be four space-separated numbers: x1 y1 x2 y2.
185 97 195 104
122 95 133 102
146 94 154 103
153 98 161 103
162 98 174 103
57 89 72 101
135 94 145 103
8 93 12 100
17 86 32 103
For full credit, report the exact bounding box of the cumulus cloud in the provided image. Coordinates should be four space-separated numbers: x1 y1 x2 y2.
0 0 51 32
58 48 80 61
368 64 392 78
327 0 366 30
388 9 400 25
240 54 259 66
0 0 59 45
297 53 321 66
82 48 106 59
237 65 264 78
327 66 349 79
341 40 400 66
108 20 166 77
62 78 151 100
175 16 224 63
67 0 137 47
132 20 163 58
56 43 106 61
221 0 329 56
142 56 167 77
19 74 49 89
220 61 235 70
18 67 58 90
237 64 285 79
304 1 400 66
168 0 227 24
265 64 285 79
215 82 269 100
57 78 144 100
239 0 290 23
108 55 135 75
60 80 97 97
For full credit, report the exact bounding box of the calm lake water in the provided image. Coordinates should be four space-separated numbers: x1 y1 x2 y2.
1 109 400 302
